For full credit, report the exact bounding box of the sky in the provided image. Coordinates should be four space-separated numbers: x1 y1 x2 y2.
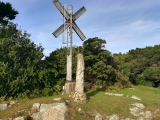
2 0 160 56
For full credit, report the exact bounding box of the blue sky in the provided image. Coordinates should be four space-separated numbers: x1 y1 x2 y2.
2 0 160 56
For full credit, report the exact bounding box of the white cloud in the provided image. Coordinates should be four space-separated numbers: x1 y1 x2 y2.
104 20 160 53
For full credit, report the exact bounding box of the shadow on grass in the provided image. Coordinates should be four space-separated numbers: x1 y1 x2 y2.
86 87 107 98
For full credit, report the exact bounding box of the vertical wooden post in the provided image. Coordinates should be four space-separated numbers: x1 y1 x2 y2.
66 7 72 81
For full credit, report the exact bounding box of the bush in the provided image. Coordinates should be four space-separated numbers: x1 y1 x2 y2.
17 93 28 99
41 88 53 96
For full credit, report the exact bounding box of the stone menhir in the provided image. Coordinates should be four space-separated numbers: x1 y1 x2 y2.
75 53 85 94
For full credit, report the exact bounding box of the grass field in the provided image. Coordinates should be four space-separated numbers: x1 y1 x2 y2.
0 86 160 120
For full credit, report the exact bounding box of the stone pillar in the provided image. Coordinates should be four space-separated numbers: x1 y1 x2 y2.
75 53 84 94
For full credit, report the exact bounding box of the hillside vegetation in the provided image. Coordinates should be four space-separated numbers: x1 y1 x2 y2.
0 86 160 119
0 1 160 100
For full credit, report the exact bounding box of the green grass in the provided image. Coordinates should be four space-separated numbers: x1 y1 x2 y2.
69 86 160 119
79 91 137 119
118 86 160 108
0 86 160 120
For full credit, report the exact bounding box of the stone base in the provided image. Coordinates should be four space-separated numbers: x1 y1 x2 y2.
69 92 87 104
63 81 75 94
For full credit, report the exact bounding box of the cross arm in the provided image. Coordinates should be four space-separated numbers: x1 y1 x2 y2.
72 21 86 41
73 6 86 21
52 0 69 19
52 23 69 38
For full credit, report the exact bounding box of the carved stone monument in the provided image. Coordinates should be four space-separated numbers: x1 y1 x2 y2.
75 53 85 94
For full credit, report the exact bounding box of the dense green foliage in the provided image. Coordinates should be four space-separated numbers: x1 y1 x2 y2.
0 1 159 99
114 46 160 87
82 37 130 88
0 1 18 25
0 23 44 98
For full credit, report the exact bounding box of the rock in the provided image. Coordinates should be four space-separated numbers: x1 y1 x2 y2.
139 111 152 120
32 103 41 111
129 102 152 119
53 98 61 101
17 109 26 116
66 100 70 103
31 112 42 120
0 104 7 110
95 113 103 120
70 92 87 103
130 102 145 116
131 103 145 110
129 107 140 116
10 101 16 105
75 53 85 94
130 95 141 101
78 108 81 112
146 111 152 119
8 104 12 108
13 116 27 120
105 92 124 97
109 114 119 120
31 102 68 120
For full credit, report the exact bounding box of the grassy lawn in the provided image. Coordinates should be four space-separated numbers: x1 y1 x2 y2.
69 86 160 119
0 86 160 120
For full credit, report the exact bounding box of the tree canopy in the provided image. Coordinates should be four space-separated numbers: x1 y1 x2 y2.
0 1 18 25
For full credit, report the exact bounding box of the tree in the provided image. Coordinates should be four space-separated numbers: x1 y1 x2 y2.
82 37 128 87
116 45 160 86
0 22 44 98
143 67 160 87
0 1 18 25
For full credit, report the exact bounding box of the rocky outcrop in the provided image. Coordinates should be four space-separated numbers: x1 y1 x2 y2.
31 102 68 120
129 102 152 119
0 104 7 110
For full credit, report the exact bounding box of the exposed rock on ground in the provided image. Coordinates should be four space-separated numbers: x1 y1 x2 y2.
32 103 41 111
0 104 7 110
130 96 141 101
105 92 141 101
109 114 119 120
95 113 103 120
129 102 152 119
69 92 87 104
53 98 61 101
31 102 68 120
105 92 124 97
